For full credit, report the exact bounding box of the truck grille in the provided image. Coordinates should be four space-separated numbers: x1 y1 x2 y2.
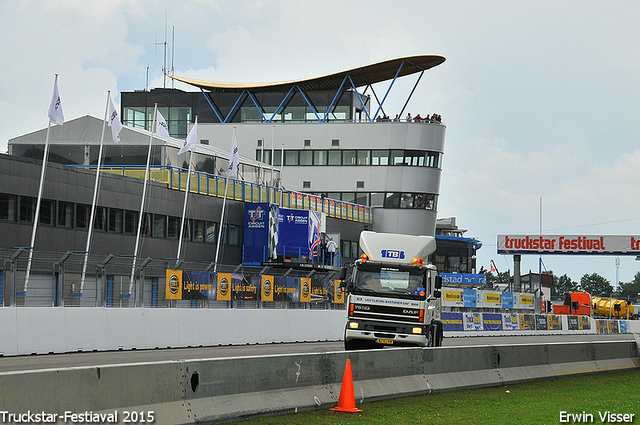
350 303 421 323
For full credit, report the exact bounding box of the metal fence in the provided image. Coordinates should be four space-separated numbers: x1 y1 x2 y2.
96 165 374 224
0 247 347 310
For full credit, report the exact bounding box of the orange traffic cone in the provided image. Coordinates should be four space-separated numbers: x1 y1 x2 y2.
330 359 363 413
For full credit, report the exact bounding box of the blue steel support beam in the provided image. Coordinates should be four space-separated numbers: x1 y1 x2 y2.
372 60 404 121
268 85 297 123
247 92 268 122
323 76 349 122
224 91 247 123
295 85 322 122
200 89 224 123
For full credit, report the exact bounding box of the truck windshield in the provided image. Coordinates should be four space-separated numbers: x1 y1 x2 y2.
354 266 427 300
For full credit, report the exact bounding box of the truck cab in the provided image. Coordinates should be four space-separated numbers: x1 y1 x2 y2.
342 231 443 350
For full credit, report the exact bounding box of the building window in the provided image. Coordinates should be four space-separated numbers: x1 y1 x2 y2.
314 150 327 165
257 139 263 147
227 224 240 246
328 150 341 165
193 220 205 242
356 181 365 189
200 139 209 145
302 181 311 189
284 150 299 166
19 196 36 223
372 150 389 166
76 204 90 229
206 222 217 243
167 216 180 239
94 206 107 231
357 150 370 165
125 210 138 234
304 139 311 147
153 214 166 238
0 194 17 221
331 139 340 147
343 150 356 165
384 193 401 208
141 213 152 236
57 202 73 227
109 208 124 233
299 150 313 166
400 194 414 209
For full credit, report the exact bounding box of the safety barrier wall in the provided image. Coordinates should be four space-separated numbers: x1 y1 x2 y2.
1 307 640 356
0 340 637 424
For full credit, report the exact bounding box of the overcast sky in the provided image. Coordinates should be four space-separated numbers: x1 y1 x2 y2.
2 0 640 289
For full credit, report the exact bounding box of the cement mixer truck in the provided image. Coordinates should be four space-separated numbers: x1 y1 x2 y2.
591 296 634 319
341 231 443 350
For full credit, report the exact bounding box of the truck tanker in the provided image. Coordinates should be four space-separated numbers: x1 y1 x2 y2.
591 296 634 319
341 231 443 350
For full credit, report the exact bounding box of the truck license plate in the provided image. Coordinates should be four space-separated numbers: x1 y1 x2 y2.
376 338 394 345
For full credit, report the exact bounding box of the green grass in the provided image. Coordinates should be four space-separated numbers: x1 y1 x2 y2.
241 369 640 425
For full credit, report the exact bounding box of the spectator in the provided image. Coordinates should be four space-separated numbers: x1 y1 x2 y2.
393 114 400 122
406 113 412 122
414 114 423 122
326 237 338 265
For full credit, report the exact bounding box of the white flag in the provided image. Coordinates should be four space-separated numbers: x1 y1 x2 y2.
108 98 123 144
228 134 239 178
48 78 64 126
156 110 171 144
178 118 198 155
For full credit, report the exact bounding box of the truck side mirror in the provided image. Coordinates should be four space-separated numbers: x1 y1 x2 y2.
434 275 442 290
339 267 347 281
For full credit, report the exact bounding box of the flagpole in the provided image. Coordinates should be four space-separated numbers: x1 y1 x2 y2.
214 127 237 273
176 149 194 268
25 75 59 293
80 91 111 293
176 116 198 268
129 104 158 296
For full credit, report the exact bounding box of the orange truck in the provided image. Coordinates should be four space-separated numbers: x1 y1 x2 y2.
553 292 592 316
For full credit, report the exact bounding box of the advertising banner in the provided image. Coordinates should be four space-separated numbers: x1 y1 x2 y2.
483 313 503 331
519 314 535 330
568 315 579 330
300 277 311 303
165 270 212 300
535 315 548 330
619 320 628 333
261 275 274 302
502 313 519 330
579 315 591 330
244 203 279 264
484 291 502 306
497 234 640 255
464 312 483 331
442 288 464 307
502 292 514 309
278 208 325 259
217 273 232 301
333 280 345 304
609 320 619 334
440 273 487 287
442 312 464 331
547 315 562 330
272 276 300 302
463 289 477 307
234 275 259 301
517 294 535 310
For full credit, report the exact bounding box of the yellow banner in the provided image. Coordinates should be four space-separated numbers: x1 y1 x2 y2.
334 280 345 303
262 275 274 302
300 277 311 303
166 270 182 300
444 290 462 302
217 273 232 301
485 292 501 304
520 294 534 305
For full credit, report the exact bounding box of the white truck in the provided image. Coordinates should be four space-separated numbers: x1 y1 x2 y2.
341 231 443 350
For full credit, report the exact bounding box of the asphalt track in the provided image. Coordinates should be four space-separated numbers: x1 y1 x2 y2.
0 333 633 373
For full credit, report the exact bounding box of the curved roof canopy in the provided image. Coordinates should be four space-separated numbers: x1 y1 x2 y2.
170 55 445 93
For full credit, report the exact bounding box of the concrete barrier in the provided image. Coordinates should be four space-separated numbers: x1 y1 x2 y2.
0 340 637 424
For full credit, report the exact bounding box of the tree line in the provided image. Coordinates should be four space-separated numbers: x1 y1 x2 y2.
483 270 640 301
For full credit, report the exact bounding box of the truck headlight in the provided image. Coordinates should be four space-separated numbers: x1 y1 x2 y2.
349 322 359 329
412 327 423 334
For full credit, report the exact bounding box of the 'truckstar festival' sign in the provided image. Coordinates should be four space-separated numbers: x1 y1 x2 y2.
497 235 640 255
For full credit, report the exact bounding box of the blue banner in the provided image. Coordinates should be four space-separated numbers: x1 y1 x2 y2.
182 271 213 300
244 203 278 264
502 292 514 309
440 273 487 287
463 289 477 307
442 312 464 331
483 313 503 331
